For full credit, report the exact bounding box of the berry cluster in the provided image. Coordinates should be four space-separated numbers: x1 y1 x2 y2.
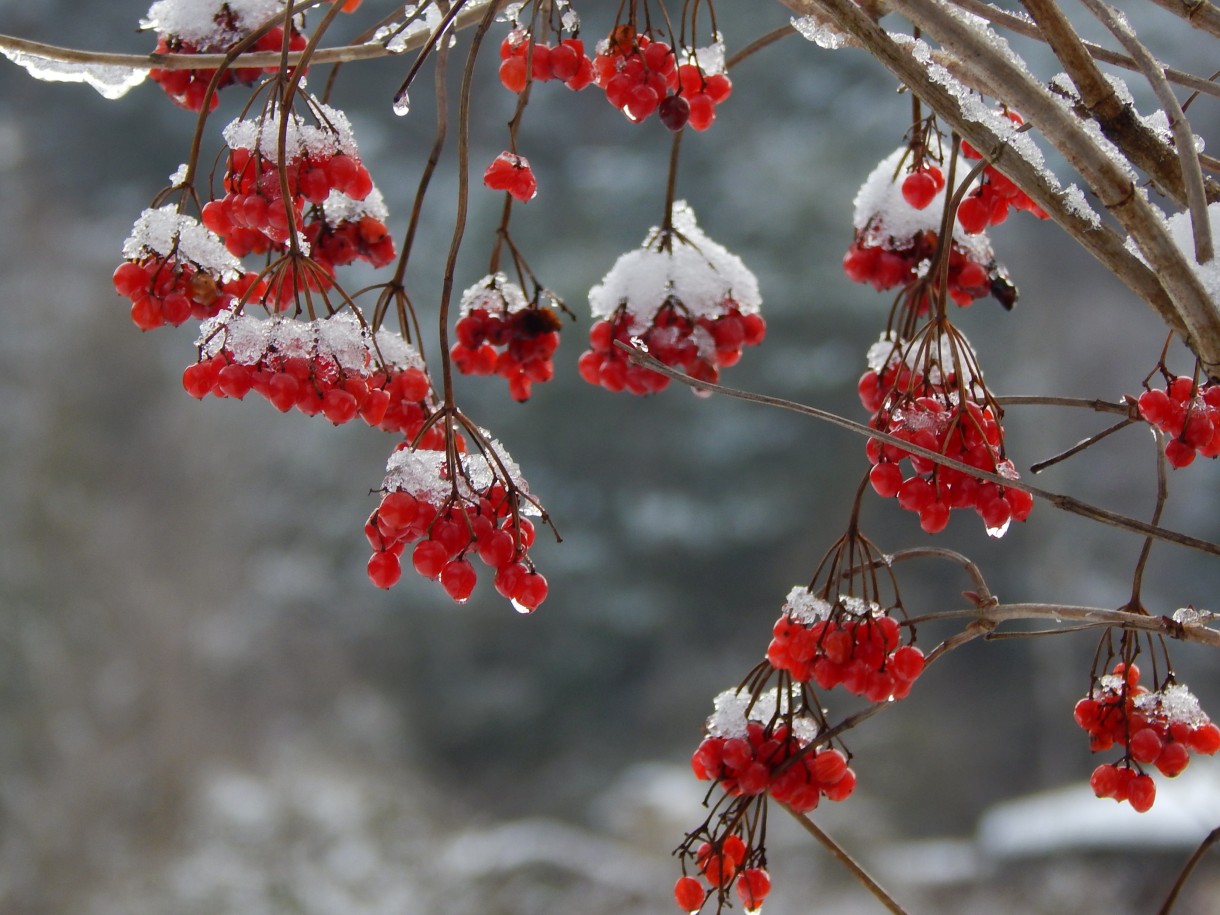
202 103 374 255
845 149 1013 308
861 333 1032 535
767 588 925 702
592 26 731 131
498 33 594 92
451 274 562 401
482 151 538 203
691 688 856 813
146 0 307 113
580 202 764 394
184 311 440 439
1075 663 1220 811
673 836 770 914
1137 376 1220 467
365 443 548 610
303 189 396 272
115 206 265 330
958 112 1049 233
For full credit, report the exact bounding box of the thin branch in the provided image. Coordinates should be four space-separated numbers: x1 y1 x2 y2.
618 343 1220 559
783 811 911 915
1141 0 1220 40
1158 825 1220 915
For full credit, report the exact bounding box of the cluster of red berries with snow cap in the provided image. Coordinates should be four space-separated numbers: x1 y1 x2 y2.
592 26 732 131
579 201 765 394
767 587 926 701
1137 376 1220 467
144 0 307 111
451 273 563 402
365 442 548 610
1075 662 1220 812
843 148 1016 308
673 833 770 914
690 686 857 813
202 100 374 256
303 188 396 272
114 205 266 330
498 30 595 93
861 331 1032 535
185 310 442 438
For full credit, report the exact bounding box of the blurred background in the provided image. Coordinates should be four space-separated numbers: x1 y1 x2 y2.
1 1 1220 912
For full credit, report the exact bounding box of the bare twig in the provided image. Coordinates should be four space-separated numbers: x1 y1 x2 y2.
783 811 911 915
1158 825 1220 915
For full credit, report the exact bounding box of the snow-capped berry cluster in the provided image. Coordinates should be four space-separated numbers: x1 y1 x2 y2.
202 103 374 255
1137 376 1220 467
579 201 764 394
184 311 441 439
303 189 396 272
691 688 856 813
114 206 266 330
673 835 770 914
592 26 731 131
844 147 1016 308
451 274 562 402
861 332 1032 535
498 32 594 93
482 151 538 203
144 0 306 111
767 588 925 701
958 112 1049 232
366 444 548 610
1075 663 1220 811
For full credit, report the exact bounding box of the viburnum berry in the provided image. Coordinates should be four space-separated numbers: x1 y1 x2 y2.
367 441 547 610
735 867 771 912
187 311 441 441
1076 663 1218 812
845 148 1017 308
581 202 765 394
483 151 538 202
1137 376 1220 466
861 330 1030 535
499 31 595 92
451 274 563 401
673 876 705 913
146 3 308 112
766 586 925 701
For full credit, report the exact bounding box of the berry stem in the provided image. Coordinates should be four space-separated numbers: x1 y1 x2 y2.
783 809 911 915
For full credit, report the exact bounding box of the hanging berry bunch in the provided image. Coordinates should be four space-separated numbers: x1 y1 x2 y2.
113 204 266 330
679 684 846 913
957 110 1049 233
143 0 312 112
481 151 538 203
1075 660 1220 812
202 99 374 256
1137 371 1220 467
365 434 549 610
303 188 397 273
185 310 440 438
861 324 1032 534
579 201 765 394
451 273 563 402
843 147 1015 308
497 2 595 95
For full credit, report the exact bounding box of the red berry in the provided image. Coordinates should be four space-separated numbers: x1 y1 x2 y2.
673 875 705 912
735 868 771 912
440 559 477 602
901 171 938 209
367 551 401 589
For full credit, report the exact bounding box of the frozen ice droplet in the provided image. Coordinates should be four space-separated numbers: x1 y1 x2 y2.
511 598 532 615
393 91 410 116
986 519 1011 539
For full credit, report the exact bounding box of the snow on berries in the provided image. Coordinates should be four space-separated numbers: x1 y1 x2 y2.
579 201 764 394
144 0 305 111
451 274 562 402
592 26 732 130
1137 375 1220 467
115 205 263 330
1075 662 1220 812
203 101 374 255
304 188 397 272
482 151 538 203
844 147 1016 308
367 440 548 610
860 329 1032 535
185 310 440 439
767 587 925 701
958 110 1049 230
